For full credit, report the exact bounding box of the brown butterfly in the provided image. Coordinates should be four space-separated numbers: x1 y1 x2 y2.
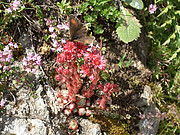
69 15 95 44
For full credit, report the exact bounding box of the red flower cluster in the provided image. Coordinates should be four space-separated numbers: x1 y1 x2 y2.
55 40 119 116
97 83 119 109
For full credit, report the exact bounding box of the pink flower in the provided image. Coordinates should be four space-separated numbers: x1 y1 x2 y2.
63 69 71 76
5 0 21 13
14 43 18 48
12 0 21 11
51 33 57 38
3 66 8 71
0 45 12 64
22 53 41 74
0 99 5 108
69 103 76 110
56 66 63 74
61 39 66 44
98 84 104 90
99 96 107 109
80 64 90 77
92 55 107 70
49 25 54 32
57 23 69 30
45 18 54 26
13 0 21 7
177 94 180 100
63 41 77 54
149 4 157 14
86 109 92 116
51 39 63 52
6 8 12 13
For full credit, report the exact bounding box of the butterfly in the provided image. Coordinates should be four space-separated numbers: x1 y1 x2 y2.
69 15 95 44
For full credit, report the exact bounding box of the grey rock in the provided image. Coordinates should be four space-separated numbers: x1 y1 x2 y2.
80 119 102 135
136 85 161 135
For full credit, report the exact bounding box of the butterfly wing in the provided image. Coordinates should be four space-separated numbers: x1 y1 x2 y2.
69 15 84 39
69 15 95 44
74 36 95 44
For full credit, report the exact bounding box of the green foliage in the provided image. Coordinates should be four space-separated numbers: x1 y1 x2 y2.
144 0 180 134
122 0 144 9
80 0 143 43
57 0 72 15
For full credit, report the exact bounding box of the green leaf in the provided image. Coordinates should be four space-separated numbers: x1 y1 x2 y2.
30 83 34 88
157 5 174 17
116 9 142 43
118 52 127 68
160 16 175 28
122 0 144 9
168 48 180 61
99 0 111 5
162 32 176 45
125 58 133 68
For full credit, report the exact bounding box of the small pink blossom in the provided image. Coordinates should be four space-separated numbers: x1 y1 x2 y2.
92 55 107 70
0 45 12 66
80 64 90 77
0 99 5 108
149 4 157 14
51 40 63 52
49 25 54 32
51 33 57 38
177 94 180 100
61 39 66 44
8 42 18 48
45 18 54 26
86 109 91 116
64 109 71 116
6 0 21 13
22 53 41 74
6 8 12 13
57 23 69 30
12 0 21 11
3 66 8 71
13 0 21 6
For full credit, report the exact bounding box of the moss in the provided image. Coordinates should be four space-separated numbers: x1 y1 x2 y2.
89 114 130 135
12 44 23 60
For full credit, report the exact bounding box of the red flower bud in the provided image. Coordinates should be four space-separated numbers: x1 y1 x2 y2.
98 84 104 90
64 109 71 116
86 109 92 116
55 74 62 81
78 108 86 116
105 83 111 89
69 120 78 130
57 97 62 103
103 88 109 93
69 103 75 110
56 53 65 64
99 96 107 109
56 66 63 74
